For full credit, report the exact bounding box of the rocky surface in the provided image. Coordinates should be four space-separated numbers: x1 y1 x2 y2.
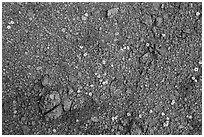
2 2 202 135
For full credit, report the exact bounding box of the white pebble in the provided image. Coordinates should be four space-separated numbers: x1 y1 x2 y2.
194 67 199 72
82 16 87 21
50 94 55 100
88 92 93 96
53 129 57 133
84 52 88 57
115 32 119 36
171 100 175 105
111 116 115 121
61 28 66 32
77 89 82 93
13 110 17 114
102 60 106 64
198 60 202 65
8 21 14 24
146 42 150 47
7 25 11 29
84 13 88 17
161 112 165 116
192 76 198 82
196 12 200 16
162 33 166 37
127 112 131 116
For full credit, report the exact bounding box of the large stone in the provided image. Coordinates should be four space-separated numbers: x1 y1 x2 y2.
47 105 62 120
22 125 30 135
44 91 62 119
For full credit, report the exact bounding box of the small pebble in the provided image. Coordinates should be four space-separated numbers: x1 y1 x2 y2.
162 33 166 37
115 32 119 36
84 13 88 17
13 110 17 114
196 12 200 16
171 100 175 105
61 28 66 32
91 116 99 122
36 66 42 71
102 59 106 64
88 92 93 96
163 120 169 127
192 76 198 82
8 20 14 25
7 25 11 29
50 94 55 100
83 52 88 57
194 67 199 72
77 89 82 93
127 112 131 116
198 60 202 65
146 42 150 47
53 128 57 133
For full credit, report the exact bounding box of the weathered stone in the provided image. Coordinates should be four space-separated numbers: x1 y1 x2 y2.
63 97 72 111
44 91 62 119
42 75 49 86
91 116 99 122
22 125 30 135
107 7 119 18
47 105 62 119
156 17 163 26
